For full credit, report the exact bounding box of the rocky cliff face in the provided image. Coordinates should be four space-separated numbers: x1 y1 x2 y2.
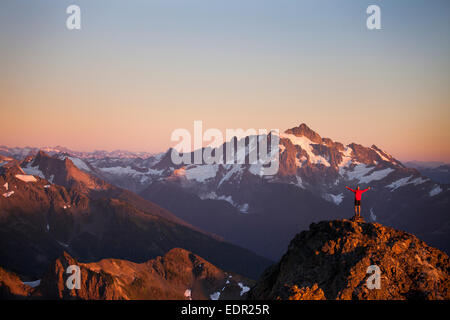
0 249 253 300
35 249 252 300
2 125 449 262
0 153 272 280
135 124 449 260
248 219 450 300
0 267 32 299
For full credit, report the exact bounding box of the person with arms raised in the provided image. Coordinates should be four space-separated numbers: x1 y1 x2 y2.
346 186 370 217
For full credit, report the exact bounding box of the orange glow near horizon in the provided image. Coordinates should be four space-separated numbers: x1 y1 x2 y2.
1 65 449 162
1 1 449 162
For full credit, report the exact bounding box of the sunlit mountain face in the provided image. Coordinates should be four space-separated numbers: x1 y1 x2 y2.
2 123 448 263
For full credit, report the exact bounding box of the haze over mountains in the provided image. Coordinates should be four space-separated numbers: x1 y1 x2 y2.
0 146 154 160
1 123 449 300
405 162 450 184
4 123 446 259
0 151 271 282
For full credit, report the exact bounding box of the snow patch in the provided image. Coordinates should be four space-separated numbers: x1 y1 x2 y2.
238 282 250 296
183 165 218 182
210 291 221 300
99 166 139 175
184 289 192 300
68 157 91 172
324 193 344 205
3 182 8 190
281 133 330 167
248 162 265 176
218 165 244 187
346 164 393 184
22 165 45 179
386 176 413 191
201 192 232 203
359 168 394 184
23 280 41 288
372 148 390 162
386 175 427 191
248 156 279 177
370 208 377 222
201 192 249 213
238 203 249 213
290 176 305 189
15 174 37 183
217 194 234 205
338 147 353 172
410 177 427 186
57 241 69 248
99 166 161 184
345 164 373 181
429 185 442 197
2 191 14 198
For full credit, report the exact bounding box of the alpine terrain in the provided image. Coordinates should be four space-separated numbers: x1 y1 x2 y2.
1 248 253 300
248 218 450 300
0 151 272 282
4 124 445 261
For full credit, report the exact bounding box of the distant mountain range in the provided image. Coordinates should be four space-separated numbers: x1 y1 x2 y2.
2 123 449 261
404 160 448 169
0 146 155 160
404 162 450 184
1 123 449 300
0 151 271 283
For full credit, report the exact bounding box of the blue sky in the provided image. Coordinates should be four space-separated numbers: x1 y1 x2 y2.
1 0 449 161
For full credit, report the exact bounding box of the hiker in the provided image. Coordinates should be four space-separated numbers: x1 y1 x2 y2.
345 186 370 217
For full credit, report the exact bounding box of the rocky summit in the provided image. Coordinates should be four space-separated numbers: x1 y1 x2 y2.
248 219 450 300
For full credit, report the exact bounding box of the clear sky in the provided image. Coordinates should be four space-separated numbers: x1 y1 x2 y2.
1 0 449 161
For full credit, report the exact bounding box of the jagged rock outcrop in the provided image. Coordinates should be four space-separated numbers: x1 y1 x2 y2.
248 219 450 300
1 249 252 300
280 283 326 300
0 154 272 280
285 123 323 144
35 251 121 299
0 267 32 299
350 215 365 223
3 124 449 263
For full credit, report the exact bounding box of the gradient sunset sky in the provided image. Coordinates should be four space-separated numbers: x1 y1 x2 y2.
1 0 449 161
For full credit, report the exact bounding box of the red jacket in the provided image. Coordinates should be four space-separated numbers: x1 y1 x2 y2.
346 187 369 200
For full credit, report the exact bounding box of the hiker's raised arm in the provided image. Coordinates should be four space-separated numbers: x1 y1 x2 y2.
346 186 355 192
